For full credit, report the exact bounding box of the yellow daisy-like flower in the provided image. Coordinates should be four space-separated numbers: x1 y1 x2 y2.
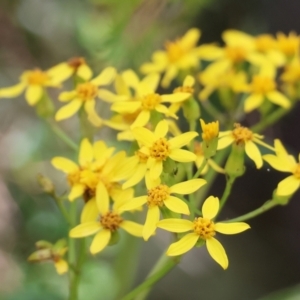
69 196 143 254
263 139 300 196
276 31 299 58
217 123 273 168
55 67 116 122
140 28 202 87
111 73 190 129
28 239 68 275
119 177 207 241
244 63 290 112
157 196 250 269
0 65 66 106
132 120 198 180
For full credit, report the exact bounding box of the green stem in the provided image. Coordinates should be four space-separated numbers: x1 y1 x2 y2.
52 194 71 225
225 199 278 222
193 159 207 179
122 255 180 300
218 176 236 216
202 101 226 124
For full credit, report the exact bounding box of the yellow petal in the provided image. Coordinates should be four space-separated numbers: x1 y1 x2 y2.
122 69 140 89
164 196 190 215
118 196 147 212
145 170 161 189
154 120 168 138
244 94 263 113
149 160 163 180
167 233 199 256
202 196 219 219
245 141 263 168
168 132 198 149
140 73 160 92
51 157 78 173
217 136 234 150
69 222 101 237
267 91 291 108
169 179 207 194
180 28 201 48
0 82 25 98
90 229 111 254
79 138 93 166
47 63 73 83
161 93 190 103
277 175 300 196
69 184 85 201
161 66 177 88
55 99 82 121
120 220 143 237
206 237 228 269
96 181 109 215
111 101 141 113
169 149 196 162
130 110 150 129
84 99 96 116
77 64 93 81
132 127 156 146
91 67 116 86
263 154 293 172
183 75 195 87
143 206 160 241
54 259 68 274
157 218 193 232
215 222 250 234
223 30 254 49
25 85 43 106
59 91 77 102
122 164 147 189
101 151 126 176
98 89 123 103
80 198 99 223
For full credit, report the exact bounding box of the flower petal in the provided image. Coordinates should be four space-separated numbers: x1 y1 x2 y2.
166 233 199 256
202 196 219 219
55 99 82 121
161 93 190 103
96 181 109 215
69 184 85 201
217 136 234 150
25 85 43 106
149 160 163 180
51 157 78 173
111 101 141 113
154 120 168 138
79 138 93 166
244 94 263 113
69 222 101 237
169 149 196 162
170 179 207 194
0 82 25 98
132 127 156 146
118 196 147 212
143 206 160 241
54 259 68 274
277 175 300 196
122 164 147 189
215 222 250 234
130 110 150 129
120 220 143 237
90 229 111 254
98 89 123 103
263 154 293 172
245 141 263 168
267 91 291 108
80 198 99 223
78 64 93 81
164 196 190 215
206 237 228 269
91 67 116 86
168 132 198 149
157 218 193 232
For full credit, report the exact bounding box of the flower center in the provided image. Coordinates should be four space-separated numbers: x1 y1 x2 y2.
100 212 123 231
27 69 49 85
135 150 149 163
147 184 170 207
149 138 170 161
225 46 247 63
67 169 81 186
76 82 98 100
173 86 194 94
68 57 86 69
250 75 276 94
201 121 219 142
293 163 300 179
141 93 161 110
165 41 184 63
232 123 253 144
193 217 216 239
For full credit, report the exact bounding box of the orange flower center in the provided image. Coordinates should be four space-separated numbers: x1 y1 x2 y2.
68 57 86 69
250 75 276 94
293 163 300 179
135 150 149 163
27 69 49 85
141 93 161 110
173 86 194 94
232 123 253 144
165 40 184 63
147 184 170 207
76 82 98 100
193 217 216 239
100 212 123 231
225 46 247 63
150 138 170 161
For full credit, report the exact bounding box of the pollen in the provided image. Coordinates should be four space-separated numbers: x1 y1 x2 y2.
67 169 81 186
149 138 170 161
293 163 300 179
135 150 149 163
147 184 170 207
26 69 49 85
100 212 123 231
232 123 253 144
141 93 161 110
225 46 247 63
76 82 98 100
165 41 184 63
193 217 216 239
250 75 276 94
173 86 194 94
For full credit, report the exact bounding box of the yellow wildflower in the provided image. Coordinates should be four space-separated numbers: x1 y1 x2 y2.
119 177 207 241
263 139 300 196
140 28 202 87
281 57 300 98
132 120 198 180
157 196 250 269
200 119 219 158
55 67 116 122
276 32 299 58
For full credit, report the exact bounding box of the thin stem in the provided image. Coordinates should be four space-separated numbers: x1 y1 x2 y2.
193 159 207 179
122 255 180 300
217 176 236 217
52 194 71 225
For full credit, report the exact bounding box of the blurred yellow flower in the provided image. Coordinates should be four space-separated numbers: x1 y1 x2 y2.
157 196 250 269
276 32 299 58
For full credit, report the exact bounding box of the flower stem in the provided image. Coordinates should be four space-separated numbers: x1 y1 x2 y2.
52 194 71 225
193 158 207 179
122 255 181 300
217 175 236 216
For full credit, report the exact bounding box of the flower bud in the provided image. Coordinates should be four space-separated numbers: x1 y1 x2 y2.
225 143 245 178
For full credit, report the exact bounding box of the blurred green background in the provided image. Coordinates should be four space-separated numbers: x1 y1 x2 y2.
1 0 300 299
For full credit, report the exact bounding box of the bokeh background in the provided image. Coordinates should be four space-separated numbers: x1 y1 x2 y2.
1 0 300 299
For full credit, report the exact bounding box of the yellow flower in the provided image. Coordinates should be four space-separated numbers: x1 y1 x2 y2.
111 73 190 129
69 196 143 254
200 119 219 142
157 196 250 269
263 139 300 196
55 67 116 122
276 32 299 58
244 63 290 112
132 120 198 180
0 65 65 105
119 177 207 241
140 28 202 87
281 57 300 98
217 123 273 168
28 239 68 275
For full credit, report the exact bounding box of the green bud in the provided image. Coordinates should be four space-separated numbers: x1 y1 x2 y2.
37 174 54 194
35 240 53 249
225 143 245 178
183 97 200 121
273 189 293 205
202 137 218 159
